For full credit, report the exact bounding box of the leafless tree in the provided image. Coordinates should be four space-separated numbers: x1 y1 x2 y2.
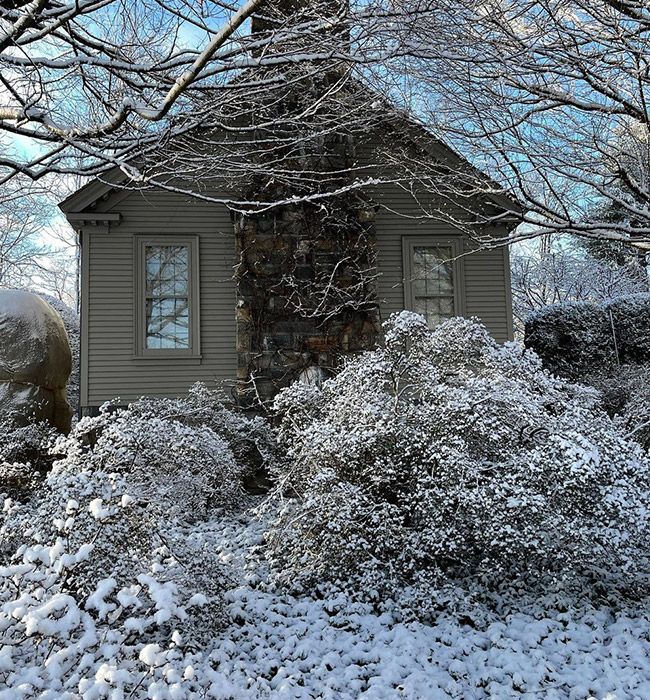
9 0 650 340
0 182 49 284
382 0 650 245
0 0 268 182
29 246 78 306
0 172 78 303
0 1 506 212
0 0 402 193
2 0 440 336
510 236 648 334
5 0 650 246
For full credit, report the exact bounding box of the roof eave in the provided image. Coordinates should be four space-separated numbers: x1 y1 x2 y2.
58 167 128 215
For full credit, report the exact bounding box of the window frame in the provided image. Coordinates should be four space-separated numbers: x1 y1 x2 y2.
134 235 201 358
402 235 466 326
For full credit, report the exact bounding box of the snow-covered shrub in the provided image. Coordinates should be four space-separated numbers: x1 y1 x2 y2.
584 365 650 452
604 293 650 364
125 382 279 484
582 364 647 416
0 492 233 695
0 419 57 499
1 385 264 617
1 402 244 595
620 378 650 452
524 300 615 379
56 387 253 519
526 295 650 450
525 293 650 379
0 388 260 694
267 312 650 614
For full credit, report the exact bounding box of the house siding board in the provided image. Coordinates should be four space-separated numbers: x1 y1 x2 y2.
85 191 236 406
372 183 512 343
82 182 512 407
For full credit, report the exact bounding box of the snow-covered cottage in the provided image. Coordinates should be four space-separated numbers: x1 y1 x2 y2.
59 1 518 414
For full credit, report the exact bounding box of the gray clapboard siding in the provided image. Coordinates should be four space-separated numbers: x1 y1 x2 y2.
81 183 512 407
372 183 513 342
83 190 236 406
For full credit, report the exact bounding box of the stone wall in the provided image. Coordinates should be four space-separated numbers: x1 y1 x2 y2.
234 198 380 402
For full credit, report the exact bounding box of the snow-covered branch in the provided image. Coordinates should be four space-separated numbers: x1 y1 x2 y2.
384 0 650 243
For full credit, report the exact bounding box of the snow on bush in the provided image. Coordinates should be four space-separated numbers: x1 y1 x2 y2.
0 385 273 696
126 382 279 483
583 365 650 452
0 383 268 570
4 506 649 699
46 382 276 520
267 312 650 616
525 292 650 379
604 293 650 363
0 419 57 499
0 522 234 697
525 294 650 449
210 513 650 700
524 300 614 379
0 473 233 696
54 407 241 523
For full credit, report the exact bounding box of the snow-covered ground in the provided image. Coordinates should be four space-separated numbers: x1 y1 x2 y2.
2 501 649 699
4 317 650 699
170 509 650 700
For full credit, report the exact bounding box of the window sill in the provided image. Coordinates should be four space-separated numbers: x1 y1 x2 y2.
131 354 203 363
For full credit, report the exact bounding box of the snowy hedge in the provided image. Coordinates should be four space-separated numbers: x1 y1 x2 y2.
0 419 57 499
0 384 275 696
125 382 278 484
524 293 650 379
267 312 650 617
525 294 650 449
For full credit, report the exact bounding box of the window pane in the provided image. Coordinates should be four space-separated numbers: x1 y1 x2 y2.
410 244 455 329
413 246 453 292
146 297 190 349
414 296 455 328
145 245 189 296
439 296 454 317
144 243 192 350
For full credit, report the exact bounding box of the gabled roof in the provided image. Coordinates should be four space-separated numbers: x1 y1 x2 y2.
59 94 523 224
59 168 128 216
396 118 524 219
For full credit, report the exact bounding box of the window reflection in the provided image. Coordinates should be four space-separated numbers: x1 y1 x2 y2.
411 245 455 328
144 245 191 349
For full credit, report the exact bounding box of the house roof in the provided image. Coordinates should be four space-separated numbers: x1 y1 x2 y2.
397 118 524 219
59 168 128 217
58 98 523 223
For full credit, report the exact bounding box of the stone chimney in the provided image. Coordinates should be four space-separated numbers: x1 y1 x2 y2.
235 0 379 406
250 0 349 53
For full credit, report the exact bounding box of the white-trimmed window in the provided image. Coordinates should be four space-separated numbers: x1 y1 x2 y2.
402 237 464 328
136 236 200 357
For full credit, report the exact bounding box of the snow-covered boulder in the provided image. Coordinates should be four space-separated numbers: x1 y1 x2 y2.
0 289 72 432
35 292 80 411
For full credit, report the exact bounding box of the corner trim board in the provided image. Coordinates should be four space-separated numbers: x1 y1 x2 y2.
79 229 90 408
